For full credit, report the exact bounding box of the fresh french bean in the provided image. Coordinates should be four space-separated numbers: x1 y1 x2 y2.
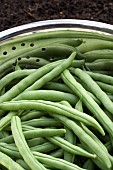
74 68 113 115
86 71 113 85
0 151 25 170
47 136 96 158
21 110 46 121
14 90 78 105
22 117 62 127
11 116 47 170
84 49 113 62
0 100 104 134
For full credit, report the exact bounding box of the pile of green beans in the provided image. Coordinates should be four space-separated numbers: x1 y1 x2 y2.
0 29 113 170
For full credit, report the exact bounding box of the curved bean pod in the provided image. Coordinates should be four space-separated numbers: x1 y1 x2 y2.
77 39 113 53
86 71 113 85
74 68 113 115
11 116 47 170
21 110 46 121
0 127 66 143
96 81 113 94
47 136 96 158
84 49 113 62
0 100 104 134
85 60 113 71
0 69 36 91
50 148 64 158
22 117 62 127
0 151 25 170
14 90 78 105
33 151 86 170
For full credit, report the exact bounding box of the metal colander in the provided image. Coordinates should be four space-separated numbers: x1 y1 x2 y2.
0 19 113 79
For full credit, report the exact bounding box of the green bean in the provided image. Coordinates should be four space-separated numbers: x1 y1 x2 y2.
75 98 83 112
30 141 58 153
68 69 102 105
74 68 113 115
84 49 113 62
20 110 33 117
50 148 64 158
0 69 36 91
0 100 104 134
27 137 47 148
64 126 75 163
0 127 66 143
11 116 47 170
54 39 83 47
0 151 25 170
47 136 96 158
14 90 78 105
0 111 20 131
51 114 111 169
93 70 113 76
96 81 113 94
0 142 21 159
42 81 73 93
22 117 62 127
21 110 46 121
70 59 85 68
85 59 113 71
24 51 76 91
93 58 113 63
60 100 72 107
33 151 86 170
22 125 38 131
61 69 113 136
77 39 113 53
86 71 113 85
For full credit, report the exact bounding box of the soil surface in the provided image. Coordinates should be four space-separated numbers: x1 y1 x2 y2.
0 0 113 32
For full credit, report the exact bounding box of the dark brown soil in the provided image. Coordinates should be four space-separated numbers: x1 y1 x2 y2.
0 0 113 32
